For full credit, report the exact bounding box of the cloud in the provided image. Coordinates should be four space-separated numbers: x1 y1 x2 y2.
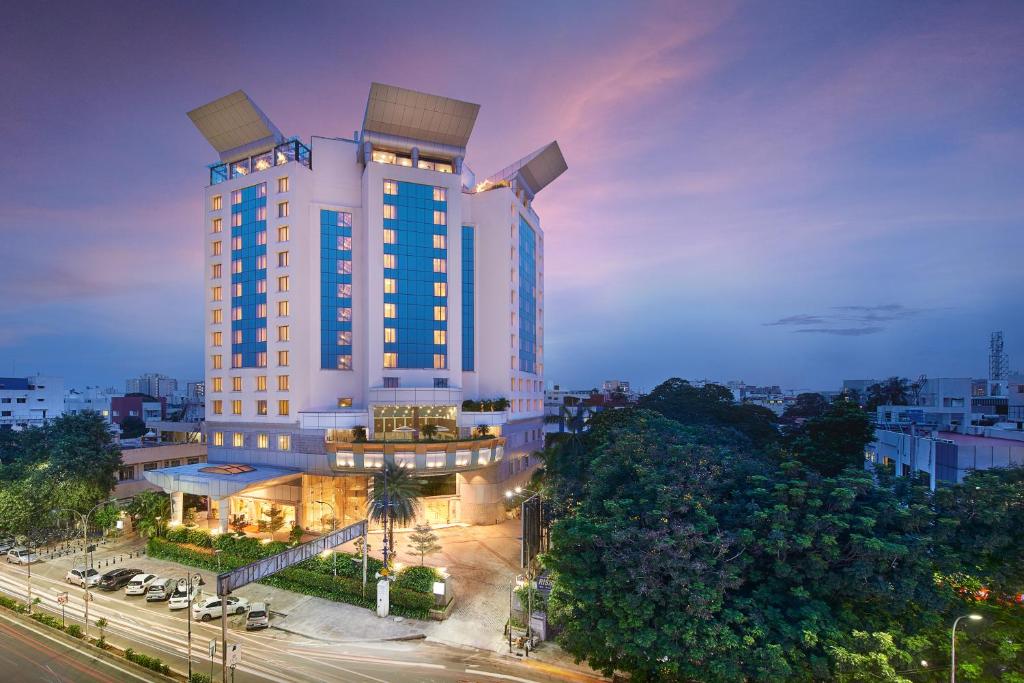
765 304 928 336
766 314 829 327
793 327 886 337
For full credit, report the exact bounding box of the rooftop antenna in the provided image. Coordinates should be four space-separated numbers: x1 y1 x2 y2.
989 331 1009 381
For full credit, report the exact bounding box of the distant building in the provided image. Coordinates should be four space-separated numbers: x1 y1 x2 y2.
116 442 207 497
602 379 631 395
0 375 64 429
869 428 1024 489
110 394 166 426
727 382 790 416
125 373 178 399
65 385 120 421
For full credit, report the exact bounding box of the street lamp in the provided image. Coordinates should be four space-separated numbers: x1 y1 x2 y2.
176 573 201 681
505 488 545 654
950 614 982 683
315 500 337 577
53 499 116 640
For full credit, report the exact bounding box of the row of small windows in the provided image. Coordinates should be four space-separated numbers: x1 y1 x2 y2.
211 399 290 416
211 300 289 324
211 431 291 451
211 325 290 346
210 349 290 369
382 352 446 369
210 375 289 393
373 152 453 174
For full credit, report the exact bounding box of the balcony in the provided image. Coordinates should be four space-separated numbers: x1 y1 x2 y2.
209 139 311 186
327 436 505 474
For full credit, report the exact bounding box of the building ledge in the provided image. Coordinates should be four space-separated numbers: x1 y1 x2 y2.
327 437 505 473
299 410 370 430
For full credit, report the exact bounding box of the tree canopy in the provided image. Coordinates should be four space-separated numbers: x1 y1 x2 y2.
865 377 911 411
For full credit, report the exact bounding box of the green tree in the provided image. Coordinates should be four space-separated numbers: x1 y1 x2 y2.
865 377 911 411
419 424 439 440
473 424 491 438
258 504 286 540
289 524 304 545
119 415 147 439
128 491 170 539
229 514 248 535
637 378 778 446
407 523 442 565
783 392 829 420
788 400 875 477
368 462 421 563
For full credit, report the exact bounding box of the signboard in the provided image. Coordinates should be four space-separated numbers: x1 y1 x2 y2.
227 643 241 666
217 520 366 596
56 592 68 605
83 591 93 602
208 639 217 658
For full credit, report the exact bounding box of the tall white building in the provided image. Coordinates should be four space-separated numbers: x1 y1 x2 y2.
126 373 178 399
0 375 64 428
146 85 565 532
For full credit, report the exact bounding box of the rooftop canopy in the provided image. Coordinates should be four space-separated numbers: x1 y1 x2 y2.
187 90 284 162
143 462 300 498
486 141 568 196
361 83 480 149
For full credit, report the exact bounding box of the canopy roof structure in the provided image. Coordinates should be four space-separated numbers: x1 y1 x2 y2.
361 83 480 149
486 141 568 195
187 90 284 162
143 462 300 498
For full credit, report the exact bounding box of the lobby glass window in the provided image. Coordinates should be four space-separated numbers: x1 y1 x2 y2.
212 431 224 446
364 452 383 468
426 452 446 468
257 433 269 448
395 452 416 469
232 433 244 447
277 434 291 451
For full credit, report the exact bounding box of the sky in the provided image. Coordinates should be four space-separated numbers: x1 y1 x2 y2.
1 0 1022 393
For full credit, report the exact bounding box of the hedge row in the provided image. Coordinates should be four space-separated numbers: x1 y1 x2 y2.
124 647 171 675
147 538 432 619
0 595 26 613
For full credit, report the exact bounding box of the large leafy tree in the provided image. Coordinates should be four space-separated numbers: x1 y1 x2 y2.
127 490 170 539
638 378 778 447
783 392 830 420
865 377 911 411
788 400 875 477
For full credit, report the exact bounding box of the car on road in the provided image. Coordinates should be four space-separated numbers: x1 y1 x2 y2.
245 602 269 630
192 596 249 622
124 573 158 595
6 548 40 565
168 581 200 610
98 568 143 591
65 567 101 588
0 539 15 554
145 578 176 602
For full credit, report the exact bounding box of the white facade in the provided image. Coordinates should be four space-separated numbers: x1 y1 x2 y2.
145 84 565 530
126 372 178 399
64 385 120 421
0 375 64 428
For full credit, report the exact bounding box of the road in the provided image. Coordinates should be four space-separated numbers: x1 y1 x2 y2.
0 611 162 682
0 545 584 683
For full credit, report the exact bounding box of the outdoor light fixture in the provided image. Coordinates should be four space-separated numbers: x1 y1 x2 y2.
969 614 982 621
514 486 523 494
505 490 513 498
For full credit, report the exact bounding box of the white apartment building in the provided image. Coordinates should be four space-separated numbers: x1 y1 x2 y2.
0 375 64 428
146 85 565 533
126 372 178 399
64 385 120 420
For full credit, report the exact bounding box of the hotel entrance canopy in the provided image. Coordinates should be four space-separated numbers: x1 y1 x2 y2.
143 463 301 498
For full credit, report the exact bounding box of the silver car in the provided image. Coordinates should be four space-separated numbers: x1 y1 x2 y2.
65 566 100 588
6 547 39 565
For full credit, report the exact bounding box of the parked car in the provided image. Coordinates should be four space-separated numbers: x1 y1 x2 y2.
6 547 39 565
192 596 249 622
98 568 143 591
65 567 101 588
0 539 15 554
245 602 269 630
168 581 200 610
124 573 158 596
146 578 176 602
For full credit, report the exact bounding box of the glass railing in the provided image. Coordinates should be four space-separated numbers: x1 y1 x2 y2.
209 139 312 185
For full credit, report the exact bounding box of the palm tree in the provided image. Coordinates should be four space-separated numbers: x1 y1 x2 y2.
128 491 170 538
866 377 911 411
474 424 491 438
420 424 438 440
368 462 422 564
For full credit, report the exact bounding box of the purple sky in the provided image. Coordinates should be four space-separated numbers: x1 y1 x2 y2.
2 1 1022 392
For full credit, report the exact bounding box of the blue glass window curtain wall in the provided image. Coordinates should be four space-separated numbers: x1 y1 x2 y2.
231 183 267 367
518 215 537 374
321 210 354 370
461 225 475 371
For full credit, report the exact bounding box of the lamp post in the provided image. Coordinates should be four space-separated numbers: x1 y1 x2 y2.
176 573 200 681
950 614 982 682
315 500 337 577
505 487 545 653
53 499 115 640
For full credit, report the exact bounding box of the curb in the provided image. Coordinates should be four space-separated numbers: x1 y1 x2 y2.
269 621 428 643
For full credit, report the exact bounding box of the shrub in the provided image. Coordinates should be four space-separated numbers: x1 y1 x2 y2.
187 527 213 548
124 648 171 675
65 624 83 638
165 526 189 543
390 586 435 614
0 595 26 613
191 672 213 683
394 566 442 594
30 612 64 630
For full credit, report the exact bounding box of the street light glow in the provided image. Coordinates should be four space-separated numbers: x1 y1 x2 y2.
968 614 982 621
514 486 523 494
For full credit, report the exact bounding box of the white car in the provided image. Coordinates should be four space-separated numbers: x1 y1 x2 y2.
168 581 200 610
124 573 158 595
65 567 100 588
6 548 39 565
192 595 249 622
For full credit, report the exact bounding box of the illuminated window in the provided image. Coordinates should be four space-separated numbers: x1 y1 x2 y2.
256 230 267 245
383 254 396 269
384 328 396 343
337 236 352 250
433 210 446 225
433 353 446 369
256 351 267 368
256 206 266 221
434 306 447 321
337 259 351 274
337 355 352 370
433 187 446 201
277 177 289 193
278 400 290 416
256 279 267 294
434 330 446 345
256 303 267 318
277 434 291 451
383 352 397 368
433 258 446 273
231 190 241 204
426 451 446 468
383 205 396 219
211 195 222 211
337 331 352 345
231 213 242 227
211 331 222 347
232 353 242 368
211 377 223 392
277 350 289 367
212 218 222 233
211 354 222 370
231 400 242 415
384 278 396 294
277 375 289 391
337 397 353 408
384 180 397 195
277 300 290 316
212 400 223 415
212 431 224 446
277 226 289 242
278 276 289 292
383 229 396 244
373 150 398 165
278 201 289 218
337 307 352 322
212 241 222 256
433 234 446 249
337 283 351 297
232 330 242 345
433 282 446 297
256 254 267 269
256 327 267 342
395 452 415 469
255 376 266 392
278 251 289 267
232 283 242 297
364 452 383 468
257 433 269 448
256 401 267 416
232 432 243 448
278 325 290 341
231 236 242 250
210 286 221 302
384 303 396 318
211 263 222 279
211 309 223 324
232 259 242 274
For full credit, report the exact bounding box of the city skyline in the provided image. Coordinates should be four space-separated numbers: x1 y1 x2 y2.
2 0 1022 391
